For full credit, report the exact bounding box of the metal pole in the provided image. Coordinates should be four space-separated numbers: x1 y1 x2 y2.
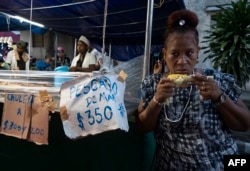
102 0 108 56
74 37 77 58
29 0 33 66
142 0 154 79
54 32 58 69
109 39 112 67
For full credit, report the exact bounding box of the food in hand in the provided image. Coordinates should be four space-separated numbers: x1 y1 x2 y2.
167 74 192 86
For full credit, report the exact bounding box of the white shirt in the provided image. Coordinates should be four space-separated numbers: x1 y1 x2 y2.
5 49 30 70
71 52 97 68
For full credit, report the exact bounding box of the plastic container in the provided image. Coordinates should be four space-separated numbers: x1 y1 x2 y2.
54 66 71 87
54 66 69 72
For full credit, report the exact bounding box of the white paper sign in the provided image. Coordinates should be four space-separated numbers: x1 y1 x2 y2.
59 73 129 139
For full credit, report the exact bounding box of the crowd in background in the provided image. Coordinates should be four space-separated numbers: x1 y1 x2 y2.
0 35 109 72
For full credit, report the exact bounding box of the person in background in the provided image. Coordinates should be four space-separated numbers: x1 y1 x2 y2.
153 59 163 74
36 56 52 71
136 9 250 171
5 40 30 70
55 46 71 67
69 35 100 72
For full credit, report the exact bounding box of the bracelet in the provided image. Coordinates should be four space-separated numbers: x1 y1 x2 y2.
153 96 163 106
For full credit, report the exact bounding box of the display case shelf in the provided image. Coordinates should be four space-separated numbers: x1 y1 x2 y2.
0 70 89 95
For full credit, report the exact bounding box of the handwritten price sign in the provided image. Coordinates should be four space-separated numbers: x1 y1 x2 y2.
59 73 129 139
0 94 33 139
0 94 49 144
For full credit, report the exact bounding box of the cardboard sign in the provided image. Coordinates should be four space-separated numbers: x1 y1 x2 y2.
0 93 33 139
0 93 50 145
27 95 49 145
59 73 129 139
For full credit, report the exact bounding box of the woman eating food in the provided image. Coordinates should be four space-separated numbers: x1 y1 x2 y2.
136 9 250 171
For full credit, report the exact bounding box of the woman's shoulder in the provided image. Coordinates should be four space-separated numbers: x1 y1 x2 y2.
142 73 163 84
86 51 95 57
201 68 235 81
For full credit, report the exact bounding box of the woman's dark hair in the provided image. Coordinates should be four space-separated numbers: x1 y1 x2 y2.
164 9 199 46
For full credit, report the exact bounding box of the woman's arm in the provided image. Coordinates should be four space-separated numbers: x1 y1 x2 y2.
194 73 250 131
69 64 100 72
136 77 175 133
216 96 250 131
136 99 162 133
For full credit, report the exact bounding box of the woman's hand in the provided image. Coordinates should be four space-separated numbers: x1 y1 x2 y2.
69 65 98 72
154 77 176 103
69 66 79 72
193 73 221 101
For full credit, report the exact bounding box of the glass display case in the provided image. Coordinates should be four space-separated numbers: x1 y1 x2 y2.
0 70 88 95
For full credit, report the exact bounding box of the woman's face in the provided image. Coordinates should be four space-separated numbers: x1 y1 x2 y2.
77 41 88 54
163 32 199 75
57 50 64 58
16 45 25 54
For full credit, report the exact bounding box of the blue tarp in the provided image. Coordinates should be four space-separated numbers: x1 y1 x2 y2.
0 0 185 61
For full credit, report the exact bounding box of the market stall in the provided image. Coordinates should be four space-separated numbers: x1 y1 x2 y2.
0 69 144 170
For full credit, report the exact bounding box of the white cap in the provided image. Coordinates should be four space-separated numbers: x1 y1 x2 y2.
78 35 90 46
